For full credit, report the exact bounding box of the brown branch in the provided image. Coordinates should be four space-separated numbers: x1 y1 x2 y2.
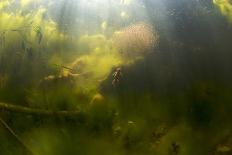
0 102 82 117
0 117 35 155
53 63 75 71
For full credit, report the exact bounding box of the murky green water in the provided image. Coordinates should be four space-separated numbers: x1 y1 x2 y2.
0 0 232 155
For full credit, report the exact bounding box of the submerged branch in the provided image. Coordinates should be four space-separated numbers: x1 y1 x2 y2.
0 102 82 117
0 117 35 155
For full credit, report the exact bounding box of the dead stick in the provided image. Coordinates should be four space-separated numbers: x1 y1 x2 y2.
0 117 35 155
0 102 82 116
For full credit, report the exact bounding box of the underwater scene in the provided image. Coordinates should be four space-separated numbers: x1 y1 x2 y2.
0 0 232 155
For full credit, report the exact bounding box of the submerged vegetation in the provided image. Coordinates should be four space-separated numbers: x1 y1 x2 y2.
0 0 232 155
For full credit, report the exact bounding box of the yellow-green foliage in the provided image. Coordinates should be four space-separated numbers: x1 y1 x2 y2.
59 29 157 96
21 0 40 7
213 0 232 22
61 34 122 96
0 0 158 109
0 0 11 10
0 1 78 56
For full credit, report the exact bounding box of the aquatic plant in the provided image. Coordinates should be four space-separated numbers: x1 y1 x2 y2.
213 0 232 23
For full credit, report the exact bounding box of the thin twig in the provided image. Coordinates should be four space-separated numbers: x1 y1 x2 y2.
0 102 82 117
0 117 35 155
53 63 75 71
